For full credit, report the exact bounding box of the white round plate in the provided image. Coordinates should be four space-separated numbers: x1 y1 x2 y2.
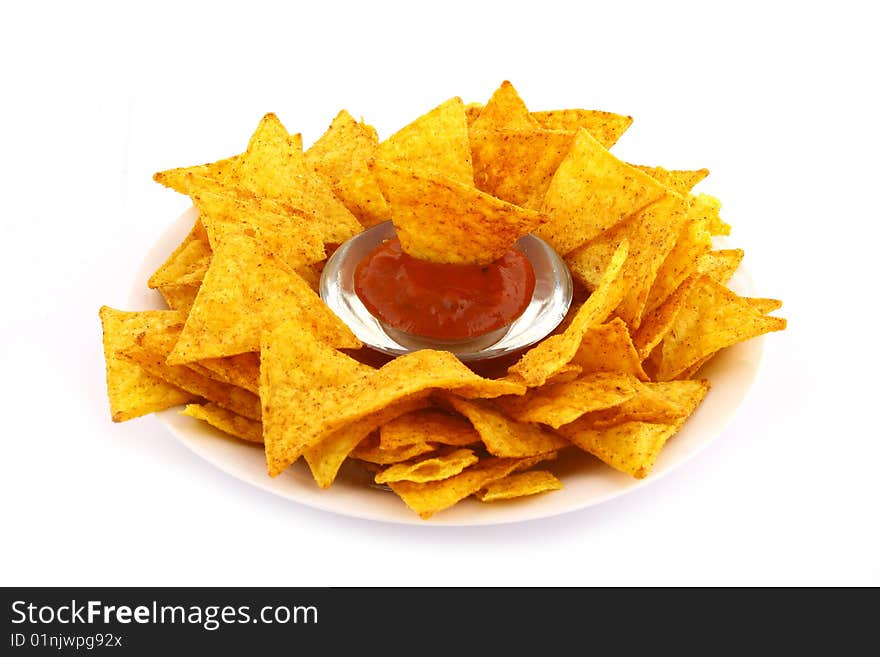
130 207 765 526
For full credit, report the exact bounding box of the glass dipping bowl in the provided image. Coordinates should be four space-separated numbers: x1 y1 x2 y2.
319 221 572 362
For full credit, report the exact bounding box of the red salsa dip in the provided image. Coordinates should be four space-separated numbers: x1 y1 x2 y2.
354 238 535 340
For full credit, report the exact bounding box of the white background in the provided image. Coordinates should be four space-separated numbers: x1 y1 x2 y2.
2 1 877 586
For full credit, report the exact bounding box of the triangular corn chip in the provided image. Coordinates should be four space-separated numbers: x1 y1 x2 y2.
147 221 212 289
696 249 744 285
443 396 570 457
537 129 667 255
379 408 480 450
157 284 200 313
570 318 649 380
376 97 473 184
643 215 713 315
532 109 632 149
371 160 547 264
632 275 698 359
469 81 538 133
99 307 196 422
350 433 436 465
654 276 787 380
195 352 260 394
633 165 709 195
508 240 630 386
167 232 359 364
476 470 563 502
496 372 638 429
181 403 263 444
375 448 479 484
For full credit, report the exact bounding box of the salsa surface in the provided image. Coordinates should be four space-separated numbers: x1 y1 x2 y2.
354 238 535 340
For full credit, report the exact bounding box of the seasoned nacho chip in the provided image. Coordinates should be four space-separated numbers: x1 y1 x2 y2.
157 284 200 314
181 403 263 444
508 240 630 386
696 249 744 284
147 228 212 289
167 232 359 364
99 307 196 422
443 396 570 457
468 81 538 133
531 109 632 149
350 433 436 465
570 318 649 380
497 372 638 429
376 96 473 184
196 352 260 394
537 129 667 255
371 160 547 265
476 470 563 502
633 165 709 195
379 408 480 450
375 448 479 484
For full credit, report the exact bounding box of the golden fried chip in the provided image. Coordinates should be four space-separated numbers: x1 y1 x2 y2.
468 81 538 133
558 379 710 478
196 352 260 394
217 113 362 245
388 455 549 519
745 297 783 314
508 240 630 386
375 97 473 184
181 403 263 444
167 232 359 364
537 129 668 255
99 307 196 422
476 470 563 502
543 363 583 385
690 193 730 236
470 127 575 208
187 176 326 269
631 275 698 359
304 109 389 228
464 102 483 126
125 325 262 420
570 318 649 380
497 372 638 429
153 156 238 193
379 409 480 450
147 230 212 288
644 215 713 315
304 396 431 488
572 380 690 428
532 109 632 149
696 249 744 284
566 194 690 328
157 284 200 313
443 396 570 457
261 320 525 476
371 160 547 265
350 433 436 465
375 448 479 484
633 165 709 195
655 276 787 381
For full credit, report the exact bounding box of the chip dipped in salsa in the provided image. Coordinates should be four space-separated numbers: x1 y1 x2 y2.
354 237 535 340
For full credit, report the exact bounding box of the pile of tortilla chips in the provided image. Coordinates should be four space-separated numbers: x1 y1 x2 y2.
100 81 786 519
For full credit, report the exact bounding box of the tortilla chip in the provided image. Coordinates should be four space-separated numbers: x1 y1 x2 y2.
690 193 730 236
187 176 326 270
537 129 668 255
697 249 744 284
153 156 239 194
147 230 212 288
531 109 632 149
196 352 260 394
376 97 473 184
375 448 479 484
570 318 649 380
350 433 437 465
633 165 709 195
180 403 263 444
470 127 575 208
304 396 431 488
571 379 694 428
468 81 538 133
99 307 196 422
370 160 547 265
558 379 709 477
167 232 359 364
126 325 262 420
379 408 480 450
261 320 525 476
496 372 638 429
508 240 630 386
745 297 783 314
304 109 389 228
644 215 713 315
476 470 563 501
388 455 548 519
632 275 698 359
443 396 570 457
566 194 690 328
655 276 787 381
157 284 200 313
